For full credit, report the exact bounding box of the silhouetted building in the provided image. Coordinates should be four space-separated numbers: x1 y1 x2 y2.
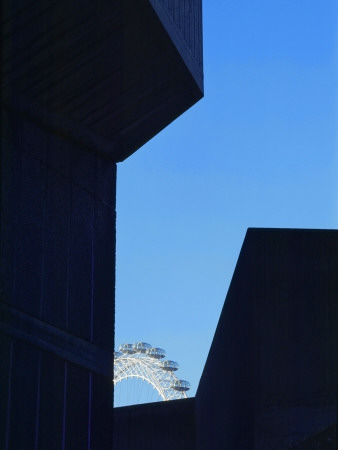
113 229 337 450
1 1 203 448
195 228 337 450
2 2 337 450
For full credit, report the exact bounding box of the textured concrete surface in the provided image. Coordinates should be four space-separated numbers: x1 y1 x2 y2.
195 228 338 450
114 398 196 450
0 111 115 449
1 1 203 447
3 0 203 162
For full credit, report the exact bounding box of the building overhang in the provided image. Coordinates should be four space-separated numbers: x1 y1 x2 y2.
3 0 203 161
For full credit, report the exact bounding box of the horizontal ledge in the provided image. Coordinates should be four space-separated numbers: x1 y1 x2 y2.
0 302 113 378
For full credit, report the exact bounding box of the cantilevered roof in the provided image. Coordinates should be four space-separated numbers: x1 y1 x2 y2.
3 0 203 161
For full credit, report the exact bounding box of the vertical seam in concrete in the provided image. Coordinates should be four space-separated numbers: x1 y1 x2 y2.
87 372 92 450
66 161 73 330
66 177 72 330
5 341 13 450
90 160 96 343
90 215 94 343
62 362 68 450
40 156 48 317
12 142 22 303
34 351 42 450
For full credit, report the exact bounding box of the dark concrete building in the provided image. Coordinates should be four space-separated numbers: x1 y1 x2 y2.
1 1 203 448
1 2 337 450
195 228 337 450
113 229 337 450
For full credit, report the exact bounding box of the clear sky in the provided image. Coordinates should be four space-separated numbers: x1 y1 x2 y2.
115 0 338 401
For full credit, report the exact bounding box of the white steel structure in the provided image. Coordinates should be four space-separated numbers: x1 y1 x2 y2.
114 342 190 402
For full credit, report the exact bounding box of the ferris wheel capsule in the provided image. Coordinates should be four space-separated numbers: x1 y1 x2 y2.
146 347 166 359
132 342 152 353
171 380 190 392
119 343 136 354
114 341 190 405
161 360 179 371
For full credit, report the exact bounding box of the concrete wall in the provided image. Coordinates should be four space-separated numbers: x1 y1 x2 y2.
111 228 337 450
1 111 116 347
0 110 115 449
114 398 196 450
153 0 203 67
1 0 203 447
2 0 204 163
150 0 203 90
195 228 338 450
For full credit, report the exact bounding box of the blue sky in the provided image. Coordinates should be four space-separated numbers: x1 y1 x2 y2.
115 1 338 401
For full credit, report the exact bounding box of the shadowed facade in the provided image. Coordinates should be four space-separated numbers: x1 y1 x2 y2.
113 229 337 450
196 228 337 450
1 1 203 448
2 2 337 450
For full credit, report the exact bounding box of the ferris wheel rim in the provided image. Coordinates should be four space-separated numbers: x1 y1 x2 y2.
113 342 190 404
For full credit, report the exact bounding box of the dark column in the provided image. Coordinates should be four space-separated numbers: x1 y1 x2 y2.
1 110 115 449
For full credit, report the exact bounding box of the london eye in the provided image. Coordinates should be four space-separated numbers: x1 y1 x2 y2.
113 342 190 406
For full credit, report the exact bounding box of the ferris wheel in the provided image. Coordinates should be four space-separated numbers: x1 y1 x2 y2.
113 342 190 405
